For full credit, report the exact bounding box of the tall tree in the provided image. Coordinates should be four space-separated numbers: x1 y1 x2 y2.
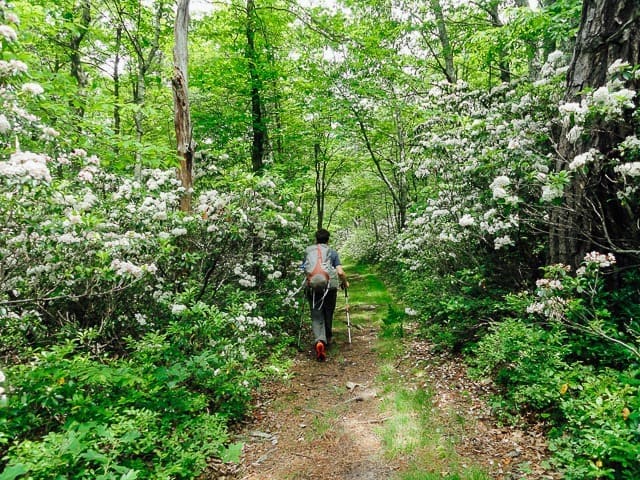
173 0 194 212
430 0 456 83
245 0 267 173
550 0 640 267
107 0 171 177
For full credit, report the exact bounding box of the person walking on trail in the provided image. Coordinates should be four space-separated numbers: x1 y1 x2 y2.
302 229 349 362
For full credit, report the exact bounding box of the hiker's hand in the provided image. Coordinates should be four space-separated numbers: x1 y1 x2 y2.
341 281 349 289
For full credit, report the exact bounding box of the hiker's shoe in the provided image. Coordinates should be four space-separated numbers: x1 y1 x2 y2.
315 341 326 362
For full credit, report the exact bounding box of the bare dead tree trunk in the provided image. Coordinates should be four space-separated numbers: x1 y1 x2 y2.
173 0 194 212
550 0 640 267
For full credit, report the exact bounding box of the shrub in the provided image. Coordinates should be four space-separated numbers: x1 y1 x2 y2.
469 318 570 421
548 368 640 479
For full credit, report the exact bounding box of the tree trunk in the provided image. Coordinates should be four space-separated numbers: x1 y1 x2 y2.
314 141 325 230
246 0 266 173
68 0 91 118
487 1 510 84
113 26 122 138
430 0 456 83
549 0 640 267
173 0 194 212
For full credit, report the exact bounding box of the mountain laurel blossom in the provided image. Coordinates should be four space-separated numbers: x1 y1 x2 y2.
0 114 9 133
568 149 598 170
21 82 44 95
110 259 151 278
583 251 616 268
566 125 583 143
0 24 17 42
541 184 564 202
494 235 514 250
0 369 5 404
459 214 475 227
607 59 629 76
0 151 51 183
490 176 511 199
615 162 640 177
0 59 28 77
171 304 187 315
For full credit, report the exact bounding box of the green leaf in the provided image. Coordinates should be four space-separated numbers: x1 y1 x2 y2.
0 464 28 480
219 441 244 463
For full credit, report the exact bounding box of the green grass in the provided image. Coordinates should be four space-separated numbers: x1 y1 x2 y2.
376 347 491 480
343 263 491 480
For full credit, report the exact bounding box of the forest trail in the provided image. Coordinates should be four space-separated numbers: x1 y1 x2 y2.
234 267 559 480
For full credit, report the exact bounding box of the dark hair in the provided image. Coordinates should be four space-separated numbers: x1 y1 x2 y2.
315 228 330 244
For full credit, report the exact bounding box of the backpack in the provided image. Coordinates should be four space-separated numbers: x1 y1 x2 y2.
304 244 339 292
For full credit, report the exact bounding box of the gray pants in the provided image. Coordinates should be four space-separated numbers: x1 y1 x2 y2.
307 288 338 345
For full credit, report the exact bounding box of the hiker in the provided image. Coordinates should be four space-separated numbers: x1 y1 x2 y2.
302 228 349 361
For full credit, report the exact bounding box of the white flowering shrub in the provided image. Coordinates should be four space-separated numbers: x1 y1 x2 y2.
0 5 304 477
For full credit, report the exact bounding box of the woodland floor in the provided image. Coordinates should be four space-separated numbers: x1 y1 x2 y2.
207 270 563 480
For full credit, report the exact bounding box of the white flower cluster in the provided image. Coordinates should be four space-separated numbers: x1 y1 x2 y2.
0 113 9 133
619 135 640 157
0 151 51 183
171 303 187 315
21 82 44 96
583 251 616 268
489 175 518 204
559 101 588 127
607 59 629 76
143 168 181 191
0 24 17 42
458 214 475 227
110 259 157 279
535 278 563 291
234 265 257 288
568 148 599 171
539 50 566 79
526 296 567 321
541 184 564 202
493 235 514 250
233 313 267 332
197 189 232 219
615 162 640 177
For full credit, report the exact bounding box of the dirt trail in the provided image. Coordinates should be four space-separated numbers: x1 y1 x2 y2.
233 272 560 480
239 319 396 480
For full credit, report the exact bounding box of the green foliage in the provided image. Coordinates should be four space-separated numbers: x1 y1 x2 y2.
381 304 406 338
548 368 640 479
395 266 511 352
469 318 569 420
0 338 234 479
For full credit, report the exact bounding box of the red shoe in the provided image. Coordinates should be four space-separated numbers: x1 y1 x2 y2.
315 341 326 362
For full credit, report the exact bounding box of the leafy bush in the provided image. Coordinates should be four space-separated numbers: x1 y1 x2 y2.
469 318 570 421
0 7 303 477
0 299 280 479
394 267 511 352
548 368 640 479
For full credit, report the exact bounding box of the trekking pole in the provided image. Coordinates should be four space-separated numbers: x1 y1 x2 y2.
297 303 304 351
344 287 352 344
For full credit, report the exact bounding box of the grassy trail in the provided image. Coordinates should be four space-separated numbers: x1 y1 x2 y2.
237 264 492 480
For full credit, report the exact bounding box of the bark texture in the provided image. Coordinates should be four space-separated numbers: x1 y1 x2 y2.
550 0 640 267
173 0 194 212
